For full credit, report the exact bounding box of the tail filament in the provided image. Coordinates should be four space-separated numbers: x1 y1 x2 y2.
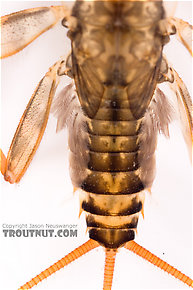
19 239 99 289
125 241 193 287
103 249 117 290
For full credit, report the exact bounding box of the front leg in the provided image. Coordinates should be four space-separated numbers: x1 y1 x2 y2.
170 17 193 56
1 5 70 58
158 17 192 56
1 59 67 184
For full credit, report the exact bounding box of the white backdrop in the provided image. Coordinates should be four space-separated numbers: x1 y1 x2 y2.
0 1 192 290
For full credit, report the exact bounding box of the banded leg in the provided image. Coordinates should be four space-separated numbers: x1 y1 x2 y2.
1 5 70 58
1 58 67 183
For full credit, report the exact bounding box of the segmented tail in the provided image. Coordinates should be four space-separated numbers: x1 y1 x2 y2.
125 241 193 288
18 239 193 289
18 239 99 289
103 249 117 290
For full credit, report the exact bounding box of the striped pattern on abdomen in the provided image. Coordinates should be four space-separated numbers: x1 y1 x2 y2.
68 0 164 248
69 86 152 248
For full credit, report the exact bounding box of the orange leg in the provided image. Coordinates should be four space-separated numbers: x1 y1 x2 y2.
0 149 7 176
1 59 67 184
1 6 70 58
0 148 16 184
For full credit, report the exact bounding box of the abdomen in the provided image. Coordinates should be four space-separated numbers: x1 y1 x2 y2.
68 0 165 248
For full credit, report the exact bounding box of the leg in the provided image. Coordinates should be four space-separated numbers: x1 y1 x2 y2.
158 17 192 56
1 5 70 58
169 65 192 160
158 56 192 160
1 58 67 183
0 149 6 176
170 17 193 56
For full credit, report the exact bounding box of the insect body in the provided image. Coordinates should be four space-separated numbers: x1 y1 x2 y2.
67 0 179 258
1 1 192 289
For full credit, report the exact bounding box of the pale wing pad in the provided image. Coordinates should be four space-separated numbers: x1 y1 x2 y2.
4 61 61 183
1 6 69 58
